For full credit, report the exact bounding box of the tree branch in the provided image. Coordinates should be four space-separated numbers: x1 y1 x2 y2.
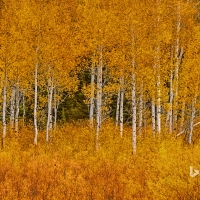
176 121 200 137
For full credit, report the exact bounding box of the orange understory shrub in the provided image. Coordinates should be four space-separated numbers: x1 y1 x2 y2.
1 121 200 199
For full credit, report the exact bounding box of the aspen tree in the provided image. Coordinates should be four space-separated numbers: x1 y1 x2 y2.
130 24 137 154
108 0 131 137
155 0 161 134
179 99 186 132
2 70 7 147
30 0 75 143
166 46 174 133
176 0 199 138
46 73 54 142
173 0 181 132
186 27 200 143
143 99 147 135
10 85 16 131
30 1 44 145
132 72 137 154
115 88 120 127
0 0 23 145
34 58 39 145
89 54 95 127
15 85 20 134
138 82 143 135
151 100 156 134
119 77 124 137
169 70 174 133
53 89 57 133
138 0 157 135
188 99 196 144
22 91 25 127
96 45 103 150
16 0 42 145
155 48 161 134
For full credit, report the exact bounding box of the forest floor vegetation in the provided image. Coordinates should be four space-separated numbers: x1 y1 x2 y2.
1 121 200 199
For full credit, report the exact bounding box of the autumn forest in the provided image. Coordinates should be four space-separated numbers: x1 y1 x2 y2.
1 0 200 199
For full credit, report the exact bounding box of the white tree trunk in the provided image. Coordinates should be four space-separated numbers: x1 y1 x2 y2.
132 73 137 154
96 67 101 150
138 83 143 135
166 70 173 133
188 99 196 144
169 71 173 133
151 99 156 134
99 52 103 127
34 63 39 145
130 24 137 153
10 86 16 131
115 88 120 127
22 91 25 127
96 45 103 150
143 101 147 135
156 75 161 134
119 78 124 137
169 46 174 133
46 77 53 142
173 1 181 131
15 86 20 134
54 88 58 134
49 108 53 130
154 45 161 134
154 0 161 134
180 100 185 132
2 74 7 147
89 59 95 127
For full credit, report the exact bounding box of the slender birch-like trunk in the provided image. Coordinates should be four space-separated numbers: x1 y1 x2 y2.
154 0 161 134
10 86 16 131
96 68 101 150
132 73 137 154
46 76 53 142
15 86 20 134
155 44 161 134
180 100 186 132
166 48 174 133
119 77 124 137
2 72 7 148
151 99 156 134
138 83 143 135
130 25 137 154
143 101 147 135
49 107 53 130
50 71 54 132
169 71 173 133
22 91 25 127
34 63 39 145
188 99 196 144
96 45 103 150
173 1 181 131
34 20 41 145
54 88 58 134
99 48 103 127
169 46 174 133
188 73 198 143
173 49 183 132
115 88 120 127
156 74 161 134
89 56 95 127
